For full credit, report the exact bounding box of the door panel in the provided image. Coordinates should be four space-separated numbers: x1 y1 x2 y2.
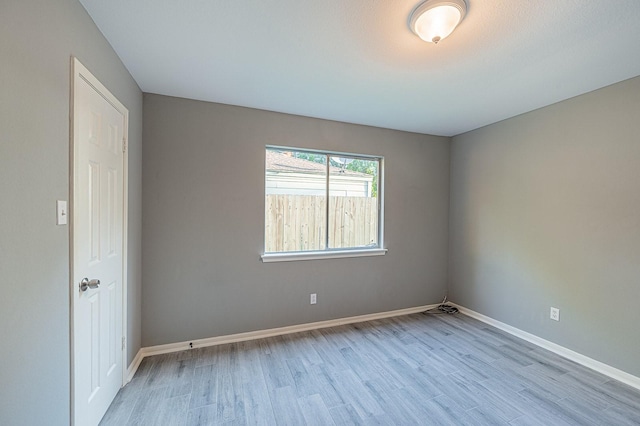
72 60 127 426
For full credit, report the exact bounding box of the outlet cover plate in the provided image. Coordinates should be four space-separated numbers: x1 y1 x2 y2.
550 307 560 321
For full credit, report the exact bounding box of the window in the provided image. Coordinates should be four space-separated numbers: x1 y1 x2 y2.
262 147 385 262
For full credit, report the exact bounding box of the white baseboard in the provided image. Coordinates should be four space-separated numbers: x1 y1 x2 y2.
453 303 640 391
126 349 144 383
127 304 437 378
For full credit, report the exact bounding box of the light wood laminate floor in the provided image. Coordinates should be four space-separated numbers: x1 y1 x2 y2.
101 312 640 425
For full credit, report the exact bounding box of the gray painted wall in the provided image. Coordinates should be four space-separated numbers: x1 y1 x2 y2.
0 1 142 424
142 94 450 347
449 76 640 377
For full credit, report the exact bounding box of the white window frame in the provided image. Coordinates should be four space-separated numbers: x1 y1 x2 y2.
261 146 386 262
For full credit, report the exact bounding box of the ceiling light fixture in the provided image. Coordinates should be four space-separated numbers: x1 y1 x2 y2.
409 0 467 44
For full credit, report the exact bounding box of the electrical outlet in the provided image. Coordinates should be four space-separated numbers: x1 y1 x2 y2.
310 293 317 305
550 307 560 321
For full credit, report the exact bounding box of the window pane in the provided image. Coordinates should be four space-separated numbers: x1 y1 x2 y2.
265 149 327 252
328 156 378 249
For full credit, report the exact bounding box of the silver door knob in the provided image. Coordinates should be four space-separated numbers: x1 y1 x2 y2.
80 278 100 292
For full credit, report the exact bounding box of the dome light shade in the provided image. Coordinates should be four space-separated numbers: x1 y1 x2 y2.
410 0 467 44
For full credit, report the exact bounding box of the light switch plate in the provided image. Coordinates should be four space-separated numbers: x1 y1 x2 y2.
57 200 68 225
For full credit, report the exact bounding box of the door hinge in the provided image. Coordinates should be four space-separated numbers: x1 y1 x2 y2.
122 138 127 153
122 336 126 350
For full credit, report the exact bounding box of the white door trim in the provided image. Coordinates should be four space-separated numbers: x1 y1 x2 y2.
69 57 129 425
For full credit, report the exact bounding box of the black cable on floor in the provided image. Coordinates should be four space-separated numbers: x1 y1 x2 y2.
423 296 459 315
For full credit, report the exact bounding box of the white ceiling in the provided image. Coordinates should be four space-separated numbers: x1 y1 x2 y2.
79 0 640 136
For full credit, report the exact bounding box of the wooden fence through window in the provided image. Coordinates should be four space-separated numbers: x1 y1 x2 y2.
265 195 378 252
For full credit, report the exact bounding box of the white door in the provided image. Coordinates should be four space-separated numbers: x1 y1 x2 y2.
71 59 128 426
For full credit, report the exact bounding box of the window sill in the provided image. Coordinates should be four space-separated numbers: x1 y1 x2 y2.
261 248 387 263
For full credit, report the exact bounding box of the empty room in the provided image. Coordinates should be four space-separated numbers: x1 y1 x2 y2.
2 0 640 425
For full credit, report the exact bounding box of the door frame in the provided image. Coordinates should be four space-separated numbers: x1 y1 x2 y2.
69 57 129 425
